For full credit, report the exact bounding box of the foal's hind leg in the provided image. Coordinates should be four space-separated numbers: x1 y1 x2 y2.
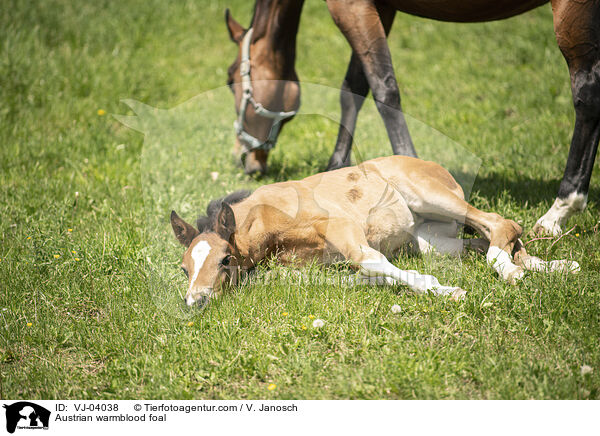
326 0 417 160
394 169 525 283
415 221 489 256
512 240 580 274
534 0 600 235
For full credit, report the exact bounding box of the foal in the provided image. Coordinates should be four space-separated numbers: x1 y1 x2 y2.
171 156 579 306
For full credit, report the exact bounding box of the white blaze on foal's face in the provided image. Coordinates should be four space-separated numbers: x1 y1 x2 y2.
181 234 233 306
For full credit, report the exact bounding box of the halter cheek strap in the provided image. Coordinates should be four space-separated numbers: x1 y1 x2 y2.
234 28 298 157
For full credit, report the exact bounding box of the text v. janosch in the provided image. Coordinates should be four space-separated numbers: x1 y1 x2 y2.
143 403 298 412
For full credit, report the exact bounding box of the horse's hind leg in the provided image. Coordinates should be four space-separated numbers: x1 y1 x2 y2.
534 0 600 235
326 0 417 160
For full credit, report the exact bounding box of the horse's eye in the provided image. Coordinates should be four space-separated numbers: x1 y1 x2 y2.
181 267 189 278
221 255 231 266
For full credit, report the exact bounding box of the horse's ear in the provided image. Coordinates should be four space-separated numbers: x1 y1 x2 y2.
171 211 200 247
215 202 236 241
225 8 245 43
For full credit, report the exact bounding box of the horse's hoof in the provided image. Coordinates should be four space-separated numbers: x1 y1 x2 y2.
532 219 562 237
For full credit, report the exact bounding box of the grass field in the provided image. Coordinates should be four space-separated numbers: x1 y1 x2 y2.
1 0 599 399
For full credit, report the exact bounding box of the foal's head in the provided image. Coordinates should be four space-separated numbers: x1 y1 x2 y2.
170 205 238 307
224 8 300 175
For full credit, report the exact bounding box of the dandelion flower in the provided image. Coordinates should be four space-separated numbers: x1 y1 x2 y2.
68 228 73 232
301 325 307 330
187 321 194 327
27 237 31 240
26 322 32 327
575 233 580 237
267 383 277 391
72 250 77 254
53 254 60 259
391 304 402 314
281 312 288 317
74 258 80 261
581 365 593 376
312 319 325 328
97 109 106 116
308 315 315 320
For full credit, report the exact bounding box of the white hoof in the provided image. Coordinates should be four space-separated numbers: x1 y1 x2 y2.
548 259 581 274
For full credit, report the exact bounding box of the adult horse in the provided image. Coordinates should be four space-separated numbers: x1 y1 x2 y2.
224 0 599 235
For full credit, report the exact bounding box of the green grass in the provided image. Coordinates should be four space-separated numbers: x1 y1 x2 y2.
1 0 599 399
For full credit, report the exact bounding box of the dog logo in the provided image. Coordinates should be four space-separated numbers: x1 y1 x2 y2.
3 402 50 433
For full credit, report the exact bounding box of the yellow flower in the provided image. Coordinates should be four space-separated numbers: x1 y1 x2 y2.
74 258 80 261
26 322 32 327
267 383 277 391
308 315 315 320
68 228 73 232
97 109 106 116
72 250 77 254
301 325 307 330
281 312 288 317
27 236 31 240
53 254 60 259
575 233 580 237
187 321 194 327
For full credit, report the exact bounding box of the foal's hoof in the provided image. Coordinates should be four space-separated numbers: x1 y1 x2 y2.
548 259 581 274
507 266 525 285
450 288 467 301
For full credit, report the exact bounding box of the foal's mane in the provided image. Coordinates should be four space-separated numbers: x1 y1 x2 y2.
196 190 252 234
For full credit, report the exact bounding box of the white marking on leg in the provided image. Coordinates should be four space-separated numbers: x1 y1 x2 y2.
535 192 587 236
486 246 523 282
521 256 581 274
358 245 462 296
416 223 463 256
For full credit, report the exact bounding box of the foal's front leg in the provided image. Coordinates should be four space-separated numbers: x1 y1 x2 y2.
317 218 464 298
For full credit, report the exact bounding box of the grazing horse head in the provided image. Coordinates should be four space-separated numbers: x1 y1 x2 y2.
224 3 303 175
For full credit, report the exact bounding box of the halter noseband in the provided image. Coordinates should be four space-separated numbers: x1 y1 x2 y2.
233 28 298 157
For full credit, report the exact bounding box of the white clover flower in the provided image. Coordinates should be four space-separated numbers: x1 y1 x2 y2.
312 319 325 328
581 365 593 376
391 304 402 314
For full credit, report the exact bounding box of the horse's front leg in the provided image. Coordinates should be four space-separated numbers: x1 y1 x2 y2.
326 0 417 160
534 0 600 235
327 53 369 170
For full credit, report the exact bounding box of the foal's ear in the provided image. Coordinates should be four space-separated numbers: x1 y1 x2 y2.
170 211 200 247
215 202 236 241
225 8 245 43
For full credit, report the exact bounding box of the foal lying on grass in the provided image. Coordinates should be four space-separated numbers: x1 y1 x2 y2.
171 156 579 306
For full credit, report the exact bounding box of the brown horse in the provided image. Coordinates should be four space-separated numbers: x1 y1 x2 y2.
225 0 599 235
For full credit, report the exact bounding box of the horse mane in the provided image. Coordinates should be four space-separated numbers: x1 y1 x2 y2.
196 190 252 233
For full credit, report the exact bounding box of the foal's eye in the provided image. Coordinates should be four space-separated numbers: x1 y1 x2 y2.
221 255 231 267
181 267 189 278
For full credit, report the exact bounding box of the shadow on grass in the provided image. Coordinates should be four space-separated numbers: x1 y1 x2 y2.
472 171 600 208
